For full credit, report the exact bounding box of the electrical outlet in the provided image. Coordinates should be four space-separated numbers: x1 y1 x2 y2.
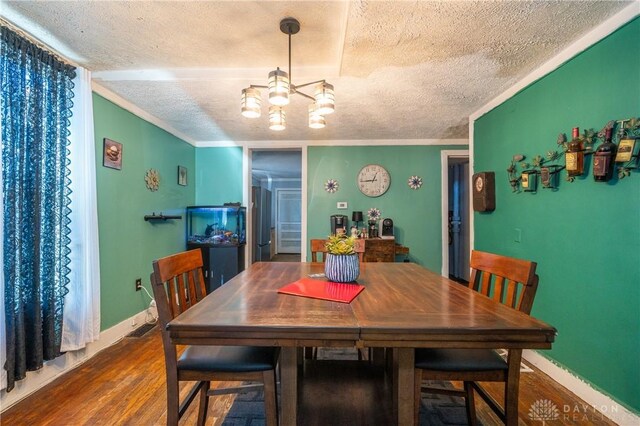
135 278 142 291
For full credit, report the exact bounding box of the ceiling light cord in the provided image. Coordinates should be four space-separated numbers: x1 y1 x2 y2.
288 28 292 93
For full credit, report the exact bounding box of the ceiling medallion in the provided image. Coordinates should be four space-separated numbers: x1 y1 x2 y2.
241 17 335 131
145 169 160 191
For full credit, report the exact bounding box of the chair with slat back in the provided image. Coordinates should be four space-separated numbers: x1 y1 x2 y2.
414 250 539 426
311 238 365 263
353 238 365 263
151 249 279 426
310 239 328 263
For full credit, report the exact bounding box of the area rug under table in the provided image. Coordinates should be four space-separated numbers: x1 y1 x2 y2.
221 347 482 426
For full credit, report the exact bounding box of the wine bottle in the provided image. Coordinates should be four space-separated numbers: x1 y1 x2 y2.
566 127 584 177
593 127 617 182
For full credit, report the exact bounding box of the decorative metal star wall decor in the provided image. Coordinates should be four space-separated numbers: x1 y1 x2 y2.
367 207 381 221
408 175 423 189
324 179 339 193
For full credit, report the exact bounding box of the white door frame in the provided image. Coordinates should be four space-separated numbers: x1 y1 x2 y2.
244 145 307 267
440 150 470 277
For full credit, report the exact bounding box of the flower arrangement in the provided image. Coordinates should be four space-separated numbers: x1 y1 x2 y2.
325 235 356 255
324 235 360 282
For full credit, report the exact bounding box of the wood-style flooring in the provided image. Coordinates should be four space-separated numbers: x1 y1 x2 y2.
1 328 618 425
269 253 301 262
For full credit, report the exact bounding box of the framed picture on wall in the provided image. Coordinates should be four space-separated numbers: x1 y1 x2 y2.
178 165 188 186
102 138 123 170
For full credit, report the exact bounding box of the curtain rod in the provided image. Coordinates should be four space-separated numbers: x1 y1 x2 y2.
0 16 81 69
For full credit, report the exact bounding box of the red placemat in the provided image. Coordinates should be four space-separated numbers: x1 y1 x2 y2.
278 277 364 303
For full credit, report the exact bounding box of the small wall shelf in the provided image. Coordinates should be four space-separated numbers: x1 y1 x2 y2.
144 212 182 221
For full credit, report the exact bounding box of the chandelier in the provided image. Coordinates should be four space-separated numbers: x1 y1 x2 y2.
241 18 335 131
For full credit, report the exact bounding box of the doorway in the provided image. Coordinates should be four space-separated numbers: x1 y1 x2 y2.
250 149 302 262
440 150 470 280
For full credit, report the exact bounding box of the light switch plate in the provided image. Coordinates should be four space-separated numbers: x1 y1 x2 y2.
337 202 348 209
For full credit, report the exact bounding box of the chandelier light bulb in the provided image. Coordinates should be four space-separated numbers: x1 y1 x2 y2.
308 104 326 129
268 68 290 106
241 87 262 118
314 83 335 115
269 106 286 131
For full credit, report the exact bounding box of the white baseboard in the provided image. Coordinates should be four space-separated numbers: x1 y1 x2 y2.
0 309 151 412
523 350 639 425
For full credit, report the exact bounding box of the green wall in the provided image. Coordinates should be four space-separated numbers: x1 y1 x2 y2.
93 94 195 330
474 18 640 412
195 147 244 205
307 145 467 271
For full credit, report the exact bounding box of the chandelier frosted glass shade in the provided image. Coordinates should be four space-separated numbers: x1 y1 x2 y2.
241 17 334 131
269 106 286 131
308 104 326 129
314 83 335 115
268 68 290 106
241 88 262 118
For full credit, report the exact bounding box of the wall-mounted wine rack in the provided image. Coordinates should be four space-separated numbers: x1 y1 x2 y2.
507 117 639 193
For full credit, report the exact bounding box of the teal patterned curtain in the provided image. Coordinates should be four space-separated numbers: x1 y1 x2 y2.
1 25 75 392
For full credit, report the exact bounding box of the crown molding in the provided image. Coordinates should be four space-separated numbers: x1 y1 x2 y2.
195 139 468 148
91 82 197 147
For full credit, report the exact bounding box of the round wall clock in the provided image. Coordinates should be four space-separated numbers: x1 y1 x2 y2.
357 164 390 197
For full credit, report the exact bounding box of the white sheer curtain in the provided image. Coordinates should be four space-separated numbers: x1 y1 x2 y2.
61 66 101 351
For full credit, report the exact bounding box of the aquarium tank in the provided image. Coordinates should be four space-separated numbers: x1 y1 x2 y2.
186 205 246 246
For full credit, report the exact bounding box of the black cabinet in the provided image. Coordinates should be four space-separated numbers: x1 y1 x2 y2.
187 243 245 293
186 205 247 292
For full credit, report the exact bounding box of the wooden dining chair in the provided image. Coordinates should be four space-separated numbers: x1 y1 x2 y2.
151 249 279 426
311 238 365 263
310 239 328 263
414 250 539 426
353 238 365 262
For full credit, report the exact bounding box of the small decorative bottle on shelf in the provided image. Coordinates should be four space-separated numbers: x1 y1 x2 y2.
593 127 617 182
566 127 584 177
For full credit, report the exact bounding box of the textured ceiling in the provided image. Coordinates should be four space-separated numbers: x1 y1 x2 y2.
1 1 633 143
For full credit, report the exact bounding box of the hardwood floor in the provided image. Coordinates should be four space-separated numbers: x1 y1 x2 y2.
1 328 618 425
269 254 301 262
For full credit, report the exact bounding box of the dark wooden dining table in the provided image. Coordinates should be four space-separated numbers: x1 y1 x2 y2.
167 261 556 425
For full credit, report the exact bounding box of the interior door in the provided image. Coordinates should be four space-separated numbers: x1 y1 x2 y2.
448 161 470 282
276 189 301 254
